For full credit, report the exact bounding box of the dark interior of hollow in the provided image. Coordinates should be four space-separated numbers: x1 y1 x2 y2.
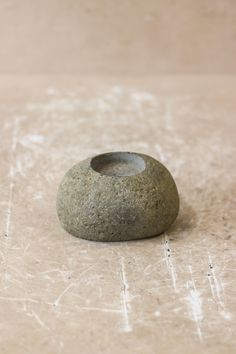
90 152 146 177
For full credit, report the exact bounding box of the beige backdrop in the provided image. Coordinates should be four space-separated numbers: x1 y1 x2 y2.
1 1 236 354
0 0 235 75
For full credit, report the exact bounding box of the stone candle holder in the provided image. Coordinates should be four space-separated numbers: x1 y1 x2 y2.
56 152 179 242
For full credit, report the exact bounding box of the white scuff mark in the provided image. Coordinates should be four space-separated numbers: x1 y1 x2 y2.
18 153 35 176
208 254 223 299
186 265 203 342
7 264 32 280
131 91 156 103
15 159 26 177
38 268 72 282
44 172 55 183
12 152 36 179
25 87 160 127
75 306 122 314
33 192 44 200
28 134 45 144
13 131 44 177
53 264 96 307
129 91 158 112
0 296 38 303
154 310 161 317
163 234 178 292
220 311 233 320
143 264 152 275
155 144 167 162
53 282 75 307
20 134 45 148
164 99 173 132
38 268 62 275
30 311 49 330
98 286 103 298
119 257 132 332
143 259 166 276
95 98 113 113
5 181 14 240
5 118 19 239
207 254 233 321
173 307 182 314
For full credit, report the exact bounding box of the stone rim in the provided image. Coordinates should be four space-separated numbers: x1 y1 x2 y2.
90 151 147 177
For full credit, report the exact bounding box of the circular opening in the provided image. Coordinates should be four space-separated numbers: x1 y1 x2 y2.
90 152 146 177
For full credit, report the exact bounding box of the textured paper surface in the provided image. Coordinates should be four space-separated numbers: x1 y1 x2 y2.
0 76 235 354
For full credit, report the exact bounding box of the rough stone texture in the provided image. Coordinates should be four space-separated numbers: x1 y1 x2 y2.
57 152 179 241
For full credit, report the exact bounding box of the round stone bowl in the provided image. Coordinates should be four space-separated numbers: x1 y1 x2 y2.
56 152 179 242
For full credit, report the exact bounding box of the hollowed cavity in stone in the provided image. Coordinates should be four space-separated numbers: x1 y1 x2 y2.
90 152 146 177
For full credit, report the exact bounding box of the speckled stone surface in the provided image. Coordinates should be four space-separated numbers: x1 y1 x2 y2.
57 152 179 241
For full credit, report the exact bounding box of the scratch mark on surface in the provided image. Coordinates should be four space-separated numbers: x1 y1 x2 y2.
207 254 222 299
54 282 75 307
207 254 232 320
15 159 26 177
5 118 19 238
75 306 122 314
0 296 38 303
5 181 14 239
31 311 49 330
154 144 167 162
3 118 21 285
53 264 97 307
38 268 62 275
163 234 178 292
143 259 166 275
120 257 132 332
186 265 203 342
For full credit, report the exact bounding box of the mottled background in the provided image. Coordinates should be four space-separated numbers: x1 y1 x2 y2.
0 0 235 74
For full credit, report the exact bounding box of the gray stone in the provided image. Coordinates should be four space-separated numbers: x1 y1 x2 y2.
56 152 179 242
